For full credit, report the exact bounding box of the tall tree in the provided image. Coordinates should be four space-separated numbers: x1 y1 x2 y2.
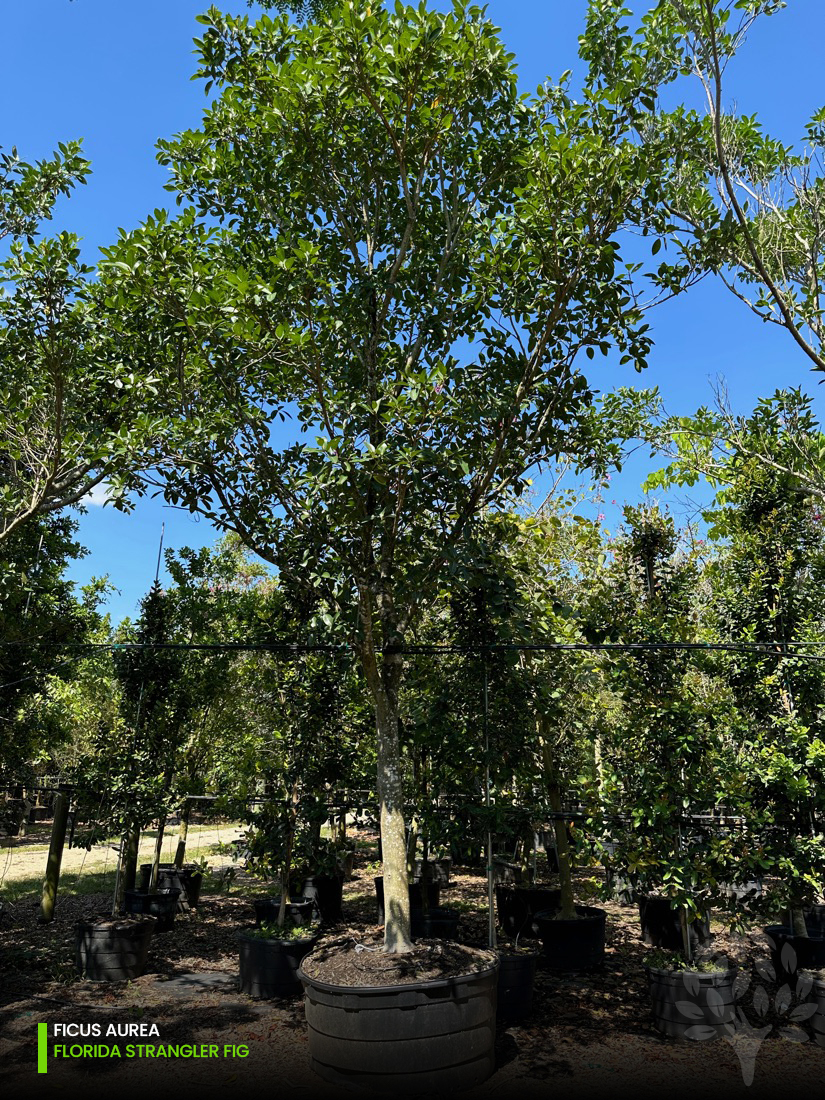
582 0 825 371
101 1 669 950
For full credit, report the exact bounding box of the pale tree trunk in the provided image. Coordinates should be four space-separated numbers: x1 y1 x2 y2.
358 580 412 952
375 678 412 951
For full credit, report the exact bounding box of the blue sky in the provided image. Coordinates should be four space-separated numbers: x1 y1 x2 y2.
4 0 824 622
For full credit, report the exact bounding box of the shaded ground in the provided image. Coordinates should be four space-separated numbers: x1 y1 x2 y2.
0 829 822 1098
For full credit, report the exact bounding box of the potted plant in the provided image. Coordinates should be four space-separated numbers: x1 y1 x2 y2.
299 936 499 1093
109 0 675 1086
239 918 320 999
644 948 737 1042
717 457 825 976
590 508 731 959
75 916 156 982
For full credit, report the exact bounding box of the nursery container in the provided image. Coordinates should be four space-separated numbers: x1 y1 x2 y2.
300 955 499 1092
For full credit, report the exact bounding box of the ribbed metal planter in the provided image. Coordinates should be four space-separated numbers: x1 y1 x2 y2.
75 918 154 981
300 958 499 1093
646 965 737 1041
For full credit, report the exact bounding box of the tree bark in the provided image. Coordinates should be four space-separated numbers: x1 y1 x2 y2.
174 803 191 869
374 679 412 951
148 817 166 893
122 826 140 896
38 792 70 923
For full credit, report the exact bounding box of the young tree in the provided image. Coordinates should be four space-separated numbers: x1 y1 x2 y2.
100 1 669 950
592 505 731 950
705 439 825 935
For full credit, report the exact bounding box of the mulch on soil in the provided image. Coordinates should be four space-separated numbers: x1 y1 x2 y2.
301 933 496 986
0 830 822 1099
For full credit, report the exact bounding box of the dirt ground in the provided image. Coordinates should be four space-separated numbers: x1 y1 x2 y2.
0 830 822 1100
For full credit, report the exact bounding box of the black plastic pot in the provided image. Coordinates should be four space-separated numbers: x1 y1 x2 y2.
338 850 356 881
811 974 825 1050
533 905 607 969
138 864 203 911
496 951 537 1023
253 897 313 928
638 896 711 952
123 888 181 933
646 965 737 1041
411 857 452 886
374 877 440 925
600 841 635 906
295 873 344 925
495 885 562 939
491 859 523 886
76 918 154 981
805 904 825 937
533 830 561 873
765 925 825 982
299 954 499 1092
410 906 459 940
239 929 318 999
177 867 203 909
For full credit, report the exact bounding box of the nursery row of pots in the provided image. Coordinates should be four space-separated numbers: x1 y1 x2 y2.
74 864 825 1096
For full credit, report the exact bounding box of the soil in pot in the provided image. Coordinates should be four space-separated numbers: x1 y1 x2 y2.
253 897 313 928
496 949 537 1023
533 905 607 969
646 965 737 1041
295 873 344 925
299 937 498 1094
638 896 711 952
239 928 319 999
374 877 440 925
495 885 562 939
123 888 181 933
75 917 155 981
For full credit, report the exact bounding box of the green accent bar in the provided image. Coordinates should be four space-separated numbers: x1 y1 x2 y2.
38 1023 47 1074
